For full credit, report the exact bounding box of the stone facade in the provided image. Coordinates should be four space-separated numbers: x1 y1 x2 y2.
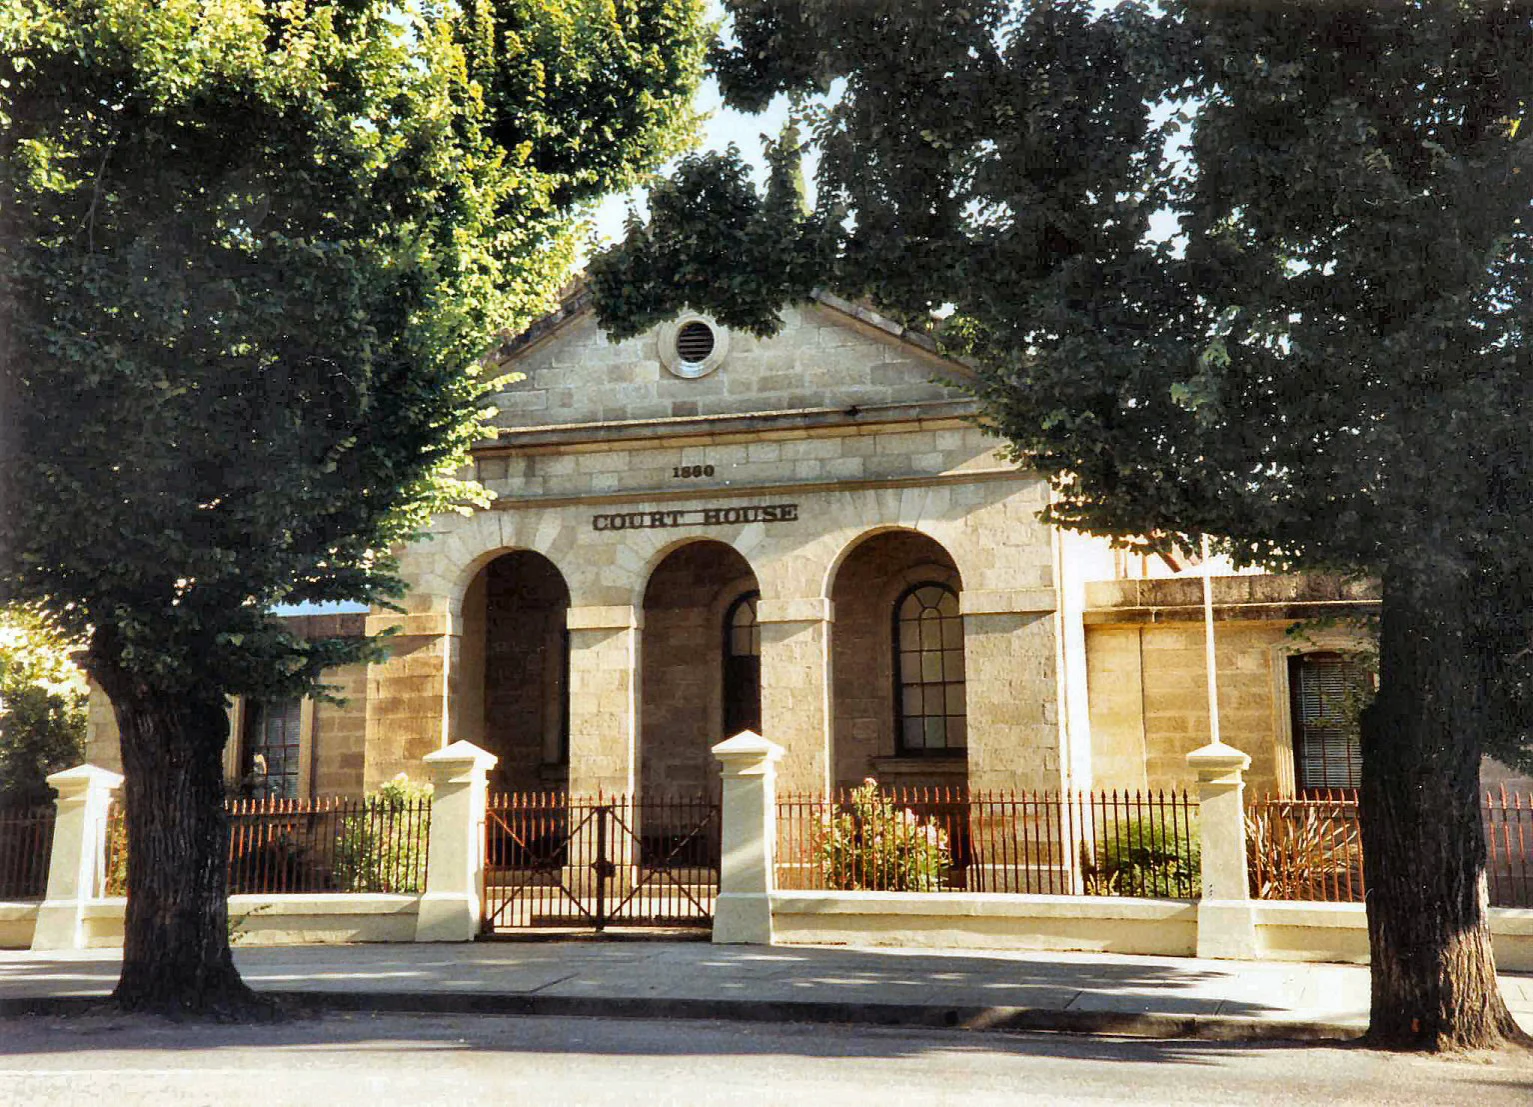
1081 574 1383 796
91 292 1507 804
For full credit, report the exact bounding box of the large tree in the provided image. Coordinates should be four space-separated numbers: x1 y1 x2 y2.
590 0 1533 1051
0 0 705 1015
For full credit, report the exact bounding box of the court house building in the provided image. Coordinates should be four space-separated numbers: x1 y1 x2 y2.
87 289 1399 801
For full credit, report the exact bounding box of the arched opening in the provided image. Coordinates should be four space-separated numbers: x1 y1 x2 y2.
464 550 571 793
640 540 760 798
830 529 966 791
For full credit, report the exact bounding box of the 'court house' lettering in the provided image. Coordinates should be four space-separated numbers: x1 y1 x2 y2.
592 504 799 531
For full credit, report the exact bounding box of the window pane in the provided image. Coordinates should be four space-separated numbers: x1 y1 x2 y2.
903 718 926 749
894 582 966 756
1292 654 1364 791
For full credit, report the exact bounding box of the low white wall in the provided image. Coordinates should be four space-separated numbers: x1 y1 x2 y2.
771 891 1198 957
767 892 1533 971
0 903 39 950
1252 901 1533 972
79 894 422 948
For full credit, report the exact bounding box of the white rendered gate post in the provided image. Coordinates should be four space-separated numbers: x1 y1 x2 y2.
712 730 784 944
415 740 497 942
1186 740 1258 959
31 764 123 951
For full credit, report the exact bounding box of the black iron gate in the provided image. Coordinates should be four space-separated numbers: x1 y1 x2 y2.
482 793 720 933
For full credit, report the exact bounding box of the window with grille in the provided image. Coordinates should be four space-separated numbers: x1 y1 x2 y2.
1289 653 1366 791
723 591 761 737
242 698 302 799
895 582 966 754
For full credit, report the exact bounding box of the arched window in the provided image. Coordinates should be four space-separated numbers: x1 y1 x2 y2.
1289 652 1366 792
895 582 965 754
723 591 761 737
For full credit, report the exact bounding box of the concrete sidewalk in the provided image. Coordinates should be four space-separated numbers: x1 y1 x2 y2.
1 941 1530 1041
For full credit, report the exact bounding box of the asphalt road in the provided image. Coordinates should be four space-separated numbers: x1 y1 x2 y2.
1 1011 1529 1106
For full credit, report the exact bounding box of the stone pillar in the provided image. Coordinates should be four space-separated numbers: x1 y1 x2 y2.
1187 740 1258 959
363 611 456 789
712 730 784 945
415 740 498 942
565 605 641 796
757 597 833 794
32 764 123 951
959 590 1063 792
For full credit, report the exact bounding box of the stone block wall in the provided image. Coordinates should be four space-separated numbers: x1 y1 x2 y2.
476 422 1009 505
490 302 967 430
1082 575 1381 796
312 664 367 797
1087 619 1326 795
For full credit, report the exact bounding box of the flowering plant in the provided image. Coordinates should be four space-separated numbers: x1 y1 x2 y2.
813 779 950 891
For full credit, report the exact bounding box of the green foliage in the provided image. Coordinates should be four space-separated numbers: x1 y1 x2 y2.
813 779 949 892
588 125 835 338
332 774 433 893
590 0 1533 766
0 607 86 804
1082 816 1200 900
0 0 706 707
103 813 127 897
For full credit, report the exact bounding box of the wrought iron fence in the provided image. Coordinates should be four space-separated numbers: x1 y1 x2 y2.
483 791 720 931
103 795 431 896
1246 791 1364 902
1246 787 1533 908
0 803 55 900
1486 787 1532 909
776 785 1200 900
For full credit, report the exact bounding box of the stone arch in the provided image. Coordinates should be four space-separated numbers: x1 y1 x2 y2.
639 539 761 799
627 532 762 613
434 512 588 628
457 548 572 793
816 521 965 604
827 527 967 791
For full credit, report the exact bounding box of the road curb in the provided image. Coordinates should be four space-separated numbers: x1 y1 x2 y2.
0 990 1366 1043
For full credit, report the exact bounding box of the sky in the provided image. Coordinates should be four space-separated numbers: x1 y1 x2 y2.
588 28 794 247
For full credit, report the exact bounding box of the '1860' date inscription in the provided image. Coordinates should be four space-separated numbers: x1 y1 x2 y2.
592 504 799 531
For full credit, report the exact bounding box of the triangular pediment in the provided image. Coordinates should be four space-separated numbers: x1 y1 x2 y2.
486 291 973 436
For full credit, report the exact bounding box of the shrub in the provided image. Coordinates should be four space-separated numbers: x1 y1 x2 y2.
1245 804 1363 901
333 775 433 894
813 779 950 892
1082 815 1201 899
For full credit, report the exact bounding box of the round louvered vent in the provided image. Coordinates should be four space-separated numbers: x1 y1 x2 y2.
658 313 729 379
675 320 717 365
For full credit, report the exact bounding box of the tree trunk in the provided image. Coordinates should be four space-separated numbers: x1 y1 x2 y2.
92 654 262 1016
1359 567 1527 1051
